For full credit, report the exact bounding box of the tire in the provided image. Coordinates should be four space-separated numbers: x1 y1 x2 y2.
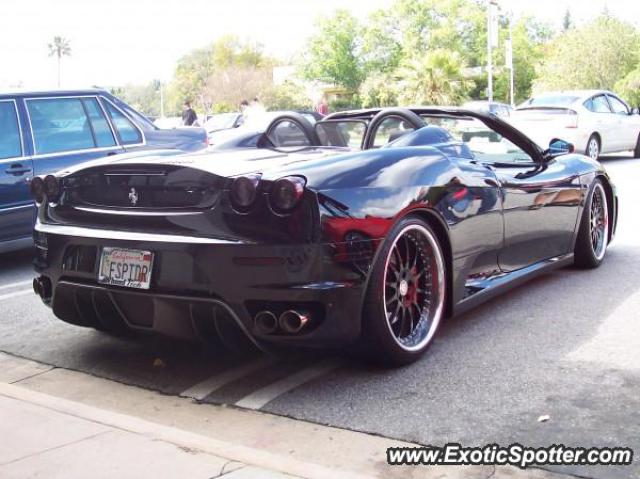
574 179 609 269
634 134 640 159
586 135 600 161
361 216 446 366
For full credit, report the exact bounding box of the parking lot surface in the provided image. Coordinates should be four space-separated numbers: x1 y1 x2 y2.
0 156 638 479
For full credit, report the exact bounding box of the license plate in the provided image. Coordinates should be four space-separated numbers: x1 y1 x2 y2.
98 248 154 290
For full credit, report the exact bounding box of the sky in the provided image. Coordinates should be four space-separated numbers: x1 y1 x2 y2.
1 0 639 89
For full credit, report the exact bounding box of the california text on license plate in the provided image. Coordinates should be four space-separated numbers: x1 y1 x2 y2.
98 248 154 290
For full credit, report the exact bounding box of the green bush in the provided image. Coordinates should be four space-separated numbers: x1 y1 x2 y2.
615 69 640 108
211 103 235 113
328 95 362 112
262 82 314 111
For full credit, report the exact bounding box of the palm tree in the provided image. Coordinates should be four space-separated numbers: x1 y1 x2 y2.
397 50 474 106
48 36 71 88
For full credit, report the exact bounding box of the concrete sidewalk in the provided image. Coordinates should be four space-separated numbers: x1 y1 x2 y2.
0 354 580 479
0 388 296 479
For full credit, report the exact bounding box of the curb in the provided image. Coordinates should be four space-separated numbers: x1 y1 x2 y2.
0 382 370 479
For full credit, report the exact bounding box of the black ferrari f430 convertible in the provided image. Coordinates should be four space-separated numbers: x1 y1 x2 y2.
31 107 618 365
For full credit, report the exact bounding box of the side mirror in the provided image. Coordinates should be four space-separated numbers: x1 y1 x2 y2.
545 138 574 159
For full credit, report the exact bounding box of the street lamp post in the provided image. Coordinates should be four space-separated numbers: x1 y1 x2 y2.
160 82 165 118
487 1 493 102
487 0 499 102
507 13 515 107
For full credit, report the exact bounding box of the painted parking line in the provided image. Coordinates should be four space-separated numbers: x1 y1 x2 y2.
180 358 278 401
0 280 32 292
0 289 33 302
234 358 343 410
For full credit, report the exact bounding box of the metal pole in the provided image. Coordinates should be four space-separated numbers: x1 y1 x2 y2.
160 83 164 118
509 15 515 107
487 1 493 102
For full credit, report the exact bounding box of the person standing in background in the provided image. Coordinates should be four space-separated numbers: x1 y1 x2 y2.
182 101 197 126
250 97 265 114
317 96 329 116
244 97 266 127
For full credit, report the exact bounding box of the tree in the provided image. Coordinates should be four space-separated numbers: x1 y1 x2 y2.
202 65 273 112
301 10 364 92
534 15 640 92
615 68 640 108
167 36 273 114
48 36 71 88
113 82 162 117
300 0 488 104
491 16 552 103
397 50 474 105
386 0 486 68
261 81 313 110
299 0 559 106
361 9 403 75
360 73 399 108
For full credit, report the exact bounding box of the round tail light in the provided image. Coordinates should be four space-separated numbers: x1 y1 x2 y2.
230 175 260 210
30 177 45 204
270 176 305 213
44 175 61 202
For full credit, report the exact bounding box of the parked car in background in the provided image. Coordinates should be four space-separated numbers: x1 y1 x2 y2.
153 116 185 129
463 100 513 117
0 88 207 253
511 90 640 160
204 112 243 134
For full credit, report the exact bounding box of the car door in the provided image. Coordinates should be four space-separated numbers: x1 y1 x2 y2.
606 94 639 150
585 94 616 153
25 96 124 178
0 99 34 244
493 159 582 271
416 116 504 279
455 117 581 271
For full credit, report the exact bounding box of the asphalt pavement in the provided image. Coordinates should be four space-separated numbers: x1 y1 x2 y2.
0 155 638 479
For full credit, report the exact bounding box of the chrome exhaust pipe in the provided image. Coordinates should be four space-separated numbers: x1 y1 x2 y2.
254 311 278 335
32 277 52 301
279 310 310 334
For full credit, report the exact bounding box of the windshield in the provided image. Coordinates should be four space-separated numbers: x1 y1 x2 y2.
205 113 239 131
420 114 533 163
520 95 579 108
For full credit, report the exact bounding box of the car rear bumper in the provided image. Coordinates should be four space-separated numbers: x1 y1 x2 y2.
33 224 376 349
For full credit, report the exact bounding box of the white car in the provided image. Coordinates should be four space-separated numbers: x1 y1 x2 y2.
463 100 513 118
511 90 640 160
153 116 185 129
203 112 243 135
